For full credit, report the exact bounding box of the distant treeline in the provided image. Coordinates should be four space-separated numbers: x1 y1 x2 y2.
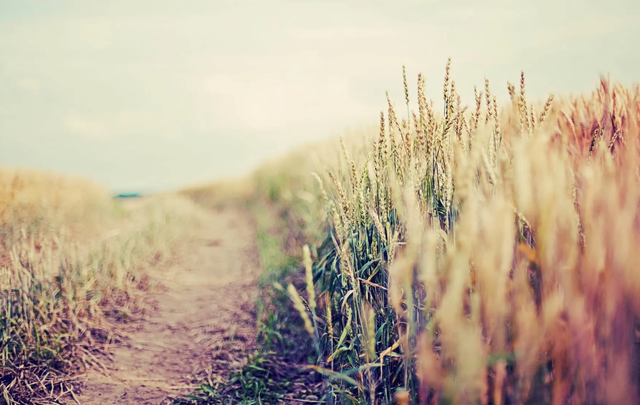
114 192 142 199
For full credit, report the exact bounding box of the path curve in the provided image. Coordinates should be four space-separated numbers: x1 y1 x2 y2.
73 206 259 405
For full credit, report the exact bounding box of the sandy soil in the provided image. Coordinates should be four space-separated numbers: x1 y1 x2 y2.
70 206 260 405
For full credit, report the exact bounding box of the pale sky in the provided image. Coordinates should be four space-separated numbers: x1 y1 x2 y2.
1 0 638 193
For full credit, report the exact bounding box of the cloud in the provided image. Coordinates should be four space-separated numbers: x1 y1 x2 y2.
199 71 375 135
62 112 110 140
16 78 40 91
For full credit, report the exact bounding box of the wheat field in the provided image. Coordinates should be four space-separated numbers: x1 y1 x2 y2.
235 61 640 405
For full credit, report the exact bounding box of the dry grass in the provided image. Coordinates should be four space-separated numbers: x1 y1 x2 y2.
256 61 640 404
180 176 255 211
0 168 200 404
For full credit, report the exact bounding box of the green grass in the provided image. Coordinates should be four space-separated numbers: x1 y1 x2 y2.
175 187 322 404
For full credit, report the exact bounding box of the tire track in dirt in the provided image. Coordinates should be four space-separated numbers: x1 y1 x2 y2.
71 206 259 405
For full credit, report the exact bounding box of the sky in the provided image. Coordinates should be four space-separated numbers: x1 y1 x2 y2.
1 0 639 193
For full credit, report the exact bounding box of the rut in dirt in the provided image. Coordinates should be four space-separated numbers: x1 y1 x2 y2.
71 206 260 405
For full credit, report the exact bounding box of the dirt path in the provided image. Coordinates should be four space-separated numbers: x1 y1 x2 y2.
73 206 260 405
